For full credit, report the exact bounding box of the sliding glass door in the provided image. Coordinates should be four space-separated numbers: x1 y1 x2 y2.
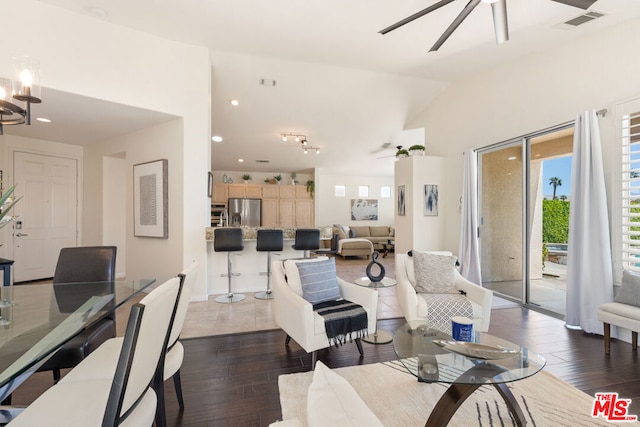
479 125 573 316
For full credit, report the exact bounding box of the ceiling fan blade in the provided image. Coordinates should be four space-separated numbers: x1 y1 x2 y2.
491 0 509 45
549 0 597 10
379 0 456 35
429 0 481 52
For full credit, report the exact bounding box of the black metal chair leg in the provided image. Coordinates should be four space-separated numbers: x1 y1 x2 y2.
285 335 291 345
173 370 185 410
355 338 364 356
311 351 317 369
153 369 167 427
53 369 61 383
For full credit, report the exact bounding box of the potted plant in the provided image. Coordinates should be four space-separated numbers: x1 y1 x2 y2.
274 174 282 184
395 148 410 159
305 179 315 197
409 144 426 156
264 178 272 183
242 174 252 184
290 171 297 185
0 184 22 231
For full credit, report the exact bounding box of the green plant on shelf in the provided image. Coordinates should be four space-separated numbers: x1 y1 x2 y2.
242 174 252 182
274 174 282 182
305 179 315 197
396 149 410 158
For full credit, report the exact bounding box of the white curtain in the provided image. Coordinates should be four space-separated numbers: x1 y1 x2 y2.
566 110 613 333
458 150 482 285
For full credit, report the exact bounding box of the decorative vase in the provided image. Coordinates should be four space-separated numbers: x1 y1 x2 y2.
410 149 425 156
366 251 385 283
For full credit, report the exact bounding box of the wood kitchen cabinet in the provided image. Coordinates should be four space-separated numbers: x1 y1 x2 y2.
295 185 311 199
228 184 246 198
294 199 314 226
245 185 262 198
213 183 229 204
261 198 279 227
278 199 296 227
278 185 296 199
262 185 279 199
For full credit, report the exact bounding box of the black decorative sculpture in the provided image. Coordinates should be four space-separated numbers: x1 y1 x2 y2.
366 251 386 283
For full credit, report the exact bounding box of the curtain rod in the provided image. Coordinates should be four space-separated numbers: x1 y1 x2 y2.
470 109 608 154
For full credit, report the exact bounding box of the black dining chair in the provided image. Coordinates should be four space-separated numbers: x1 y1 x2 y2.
37 246 117 382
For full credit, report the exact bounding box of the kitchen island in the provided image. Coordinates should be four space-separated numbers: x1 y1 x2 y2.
205 226 333 296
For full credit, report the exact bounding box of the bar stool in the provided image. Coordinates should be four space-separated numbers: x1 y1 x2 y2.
214 228 245 303
255 229 283 300
292 228 320 259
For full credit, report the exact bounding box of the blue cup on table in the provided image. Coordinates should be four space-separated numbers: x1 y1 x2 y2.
451 316 473 342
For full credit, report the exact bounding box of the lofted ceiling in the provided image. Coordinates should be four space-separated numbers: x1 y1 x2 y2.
7 0 640 175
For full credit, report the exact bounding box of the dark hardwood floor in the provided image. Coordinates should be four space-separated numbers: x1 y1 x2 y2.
11 307 640 426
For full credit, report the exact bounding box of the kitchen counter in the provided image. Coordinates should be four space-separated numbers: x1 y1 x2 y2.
205 225 334 296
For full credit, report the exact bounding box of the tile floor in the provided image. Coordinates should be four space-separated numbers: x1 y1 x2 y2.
180 255 402 338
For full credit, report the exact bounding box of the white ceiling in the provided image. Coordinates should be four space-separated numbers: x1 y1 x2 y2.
7 0 640 175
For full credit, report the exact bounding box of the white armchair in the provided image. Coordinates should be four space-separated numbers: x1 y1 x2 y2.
395 252 492 332
272 258 378 367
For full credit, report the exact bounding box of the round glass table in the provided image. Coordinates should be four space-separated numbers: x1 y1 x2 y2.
354 277 396 344
393 322 546 426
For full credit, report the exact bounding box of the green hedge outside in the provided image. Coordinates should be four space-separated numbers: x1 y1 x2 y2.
542 199 569 243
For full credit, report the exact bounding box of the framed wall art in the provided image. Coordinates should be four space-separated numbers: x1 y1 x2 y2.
133 159 168 238
397 185 406 216
351 199 378 221
424 184 438 216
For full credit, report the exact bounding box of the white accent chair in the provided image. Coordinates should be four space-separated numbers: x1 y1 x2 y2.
395 252 492 332
58 262 199 426
8 276 182 427
272 258 378 368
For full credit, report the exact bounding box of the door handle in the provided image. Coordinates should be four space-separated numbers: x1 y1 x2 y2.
15 233 29 237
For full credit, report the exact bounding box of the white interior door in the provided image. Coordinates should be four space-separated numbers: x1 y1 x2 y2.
12 152 78 282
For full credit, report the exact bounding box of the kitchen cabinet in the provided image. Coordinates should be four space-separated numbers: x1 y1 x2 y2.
278 185 296 199
213 183 229 204
262 198 279 227
295 199 314 226
246 185 262 198
262 185 279 199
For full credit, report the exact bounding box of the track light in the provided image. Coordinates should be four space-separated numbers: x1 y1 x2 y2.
303 148 308 154
280 132 306 143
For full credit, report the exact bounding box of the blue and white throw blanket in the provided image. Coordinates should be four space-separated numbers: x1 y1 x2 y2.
313 299 368 346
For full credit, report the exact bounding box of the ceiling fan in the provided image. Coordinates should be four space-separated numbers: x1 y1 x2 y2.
377 145 404 159
379 0 598 52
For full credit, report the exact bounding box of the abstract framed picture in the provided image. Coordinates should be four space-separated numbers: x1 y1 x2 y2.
133 159 168 238
424 184 438 216
351 199 378 221
397 185 406 216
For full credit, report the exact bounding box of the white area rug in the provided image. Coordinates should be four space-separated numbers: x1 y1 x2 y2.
278 361 610 426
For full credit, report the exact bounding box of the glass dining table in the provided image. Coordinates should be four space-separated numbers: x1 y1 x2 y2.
0 279 155 406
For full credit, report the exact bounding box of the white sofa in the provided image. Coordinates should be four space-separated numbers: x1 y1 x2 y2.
272 258 378 365
395 252 492 332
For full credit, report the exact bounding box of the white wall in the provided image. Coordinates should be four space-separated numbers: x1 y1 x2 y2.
315 170 394 227
102 155 127 278
409 17 640 282
394 156 446 254
3 1 211 298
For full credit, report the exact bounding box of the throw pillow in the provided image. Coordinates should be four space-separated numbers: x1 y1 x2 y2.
615 270 640 306
412 251 458 294
284 256 329 297
307 362 383 427
297 258 341 304
349 229 357 238
333 224 348 240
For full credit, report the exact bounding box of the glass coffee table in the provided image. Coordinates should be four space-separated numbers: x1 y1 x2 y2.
354 277 396 345
393 322 546 426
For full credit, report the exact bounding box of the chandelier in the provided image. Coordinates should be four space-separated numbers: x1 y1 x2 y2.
0 56 42 136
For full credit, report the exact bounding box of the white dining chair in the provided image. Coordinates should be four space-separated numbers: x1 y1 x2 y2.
8 276 183 426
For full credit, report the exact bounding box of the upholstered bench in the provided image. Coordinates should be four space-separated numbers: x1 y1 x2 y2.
598 302 640 355
598 270 640 355
336 238 373 259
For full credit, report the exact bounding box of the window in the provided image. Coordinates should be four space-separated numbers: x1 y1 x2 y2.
358 186 369 197
334 185 346 197
621 105 640 273
380 186 391 198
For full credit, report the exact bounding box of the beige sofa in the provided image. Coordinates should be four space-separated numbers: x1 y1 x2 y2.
332 224 394 259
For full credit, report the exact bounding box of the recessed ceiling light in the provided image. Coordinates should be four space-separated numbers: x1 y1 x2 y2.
211 136 223 142
36 117 51 123
230 99 239 106
508 156 517 161
237 158 244 163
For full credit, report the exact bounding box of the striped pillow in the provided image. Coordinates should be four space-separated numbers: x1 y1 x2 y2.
297 258 341 304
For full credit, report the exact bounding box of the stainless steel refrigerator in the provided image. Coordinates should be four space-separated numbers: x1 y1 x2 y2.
228 198 261 226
